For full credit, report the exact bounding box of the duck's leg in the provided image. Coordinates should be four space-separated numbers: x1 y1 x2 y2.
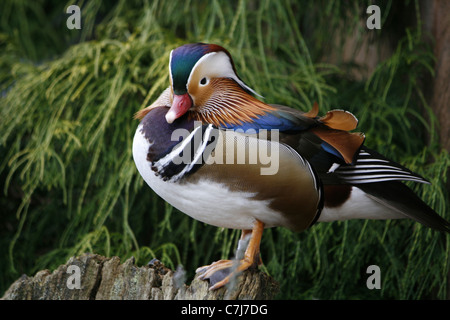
195 220 265 290
195 229 252 278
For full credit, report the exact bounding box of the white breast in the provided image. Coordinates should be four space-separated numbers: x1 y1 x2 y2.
132 124 287 230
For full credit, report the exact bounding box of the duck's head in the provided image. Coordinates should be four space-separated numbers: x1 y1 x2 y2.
166 43 261 124
137 43 272 127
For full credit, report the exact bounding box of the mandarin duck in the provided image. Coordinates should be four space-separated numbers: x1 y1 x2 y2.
133 43 450 290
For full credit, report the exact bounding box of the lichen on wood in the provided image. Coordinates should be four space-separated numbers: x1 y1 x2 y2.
1 253 279 300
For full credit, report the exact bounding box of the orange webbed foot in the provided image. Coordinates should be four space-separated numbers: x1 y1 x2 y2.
195 220 264 290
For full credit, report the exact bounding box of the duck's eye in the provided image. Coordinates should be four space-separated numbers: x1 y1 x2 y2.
200 77 208 86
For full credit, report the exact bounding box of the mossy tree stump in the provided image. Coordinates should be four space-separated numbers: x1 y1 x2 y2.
2 253 279 300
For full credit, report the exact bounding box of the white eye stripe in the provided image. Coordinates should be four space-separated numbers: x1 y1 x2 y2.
187 51 261 97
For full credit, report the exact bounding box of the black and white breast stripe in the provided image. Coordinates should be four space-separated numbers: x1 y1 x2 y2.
332 149 429 184
151 124 216 182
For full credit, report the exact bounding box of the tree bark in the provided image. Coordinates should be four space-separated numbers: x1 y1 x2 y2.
420 0 450 300
421 0 450 152
1 253 279 300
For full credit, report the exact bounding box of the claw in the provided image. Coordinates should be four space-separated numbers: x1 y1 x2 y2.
194 220 265 290
196 260 233 276
208 259 253 290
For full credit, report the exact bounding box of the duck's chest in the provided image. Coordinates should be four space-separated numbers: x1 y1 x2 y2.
132 122 282 230
132 107 322 232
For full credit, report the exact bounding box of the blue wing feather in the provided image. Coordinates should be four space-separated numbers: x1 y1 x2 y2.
220 107 351 165
220 109 312 131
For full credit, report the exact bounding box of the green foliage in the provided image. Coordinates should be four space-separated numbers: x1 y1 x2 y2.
1 0 448 299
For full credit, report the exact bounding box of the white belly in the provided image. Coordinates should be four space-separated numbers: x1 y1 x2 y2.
132 125 287 230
